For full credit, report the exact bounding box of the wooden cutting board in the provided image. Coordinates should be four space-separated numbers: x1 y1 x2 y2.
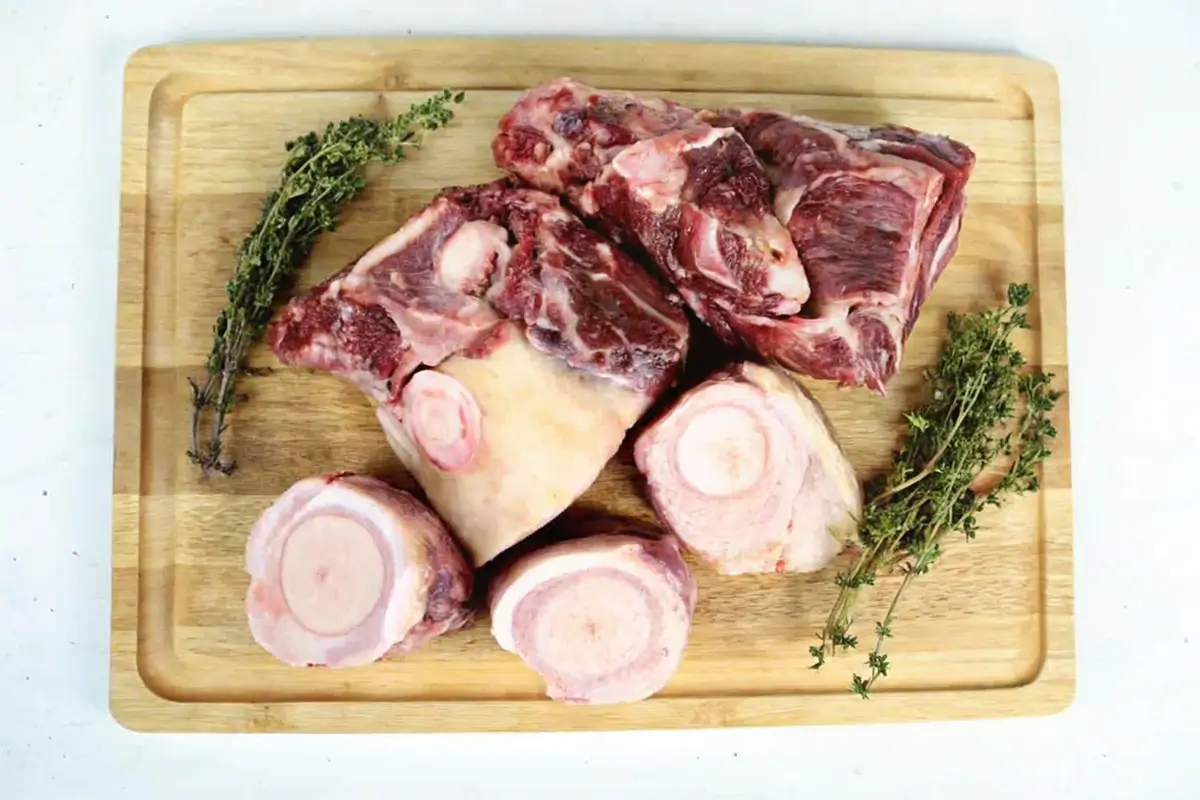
110 37 1073 732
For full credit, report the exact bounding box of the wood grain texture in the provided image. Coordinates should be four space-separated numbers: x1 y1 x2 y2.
110 36 1074 732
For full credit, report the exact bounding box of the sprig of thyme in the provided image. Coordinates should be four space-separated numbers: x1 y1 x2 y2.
186 89 466 477
809 283 1062 697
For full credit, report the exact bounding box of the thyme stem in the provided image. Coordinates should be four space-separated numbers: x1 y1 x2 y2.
811 283 1063 697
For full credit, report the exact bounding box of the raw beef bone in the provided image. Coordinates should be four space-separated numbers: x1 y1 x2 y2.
268 180 690 567
493 77 811 344
492 79 976 393
701 109 977 392
489 518 696 704
244 472 473 668
634 361 863 575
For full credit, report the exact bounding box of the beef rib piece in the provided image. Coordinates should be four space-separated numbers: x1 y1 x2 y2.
269 179 690 566
488 517 696 704
492 79 976 393
634 361 862 575
244 472 473 667
493 78 810 343
703 109 977 392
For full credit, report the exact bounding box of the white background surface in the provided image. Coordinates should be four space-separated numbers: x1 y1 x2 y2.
2 0 1198 797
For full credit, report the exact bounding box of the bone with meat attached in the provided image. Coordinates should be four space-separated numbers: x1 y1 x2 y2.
493 79 976 394
376 324 653 565
493 78 811 346
634 361 863 575
268 179 691 567
704 109 977 392
489 518 696 704
243 472 473 668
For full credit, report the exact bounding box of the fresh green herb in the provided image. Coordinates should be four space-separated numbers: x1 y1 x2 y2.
186 89 466 477
811 283 1062 697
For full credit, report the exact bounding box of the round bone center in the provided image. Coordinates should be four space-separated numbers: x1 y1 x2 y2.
532 573 653 679
674 404 768 496
279 514 387 637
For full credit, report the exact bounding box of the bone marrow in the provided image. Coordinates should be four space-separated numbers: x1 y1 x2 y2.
244 472 473 668
400 370 483 472
634 361 863 575
489 520 696 704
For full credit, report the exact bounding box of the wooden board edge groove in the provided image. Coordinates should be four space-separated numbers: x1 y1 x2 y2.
110 36 1074 733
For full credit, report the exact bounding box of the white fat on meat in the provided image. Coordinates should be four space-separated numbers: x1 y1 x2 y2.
489 524 696 704
378 322 653 567
611 126 719 213
244 472 473 668
634 361 863 574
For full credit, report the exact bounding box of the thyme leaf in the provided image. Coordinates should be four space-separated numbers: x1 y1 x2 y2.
811 283 1063 697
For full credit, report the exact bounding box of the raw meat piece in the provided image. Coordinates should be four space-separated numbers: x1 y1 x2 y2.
705 110 977 391
269 180 690 566
266 195 504 407
489 518 696 704
581 125 811 334
493 80 976 393
491 76 699 200
493 78 810 340
244 472 473 668
634 362 862 575
454 182 692 393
